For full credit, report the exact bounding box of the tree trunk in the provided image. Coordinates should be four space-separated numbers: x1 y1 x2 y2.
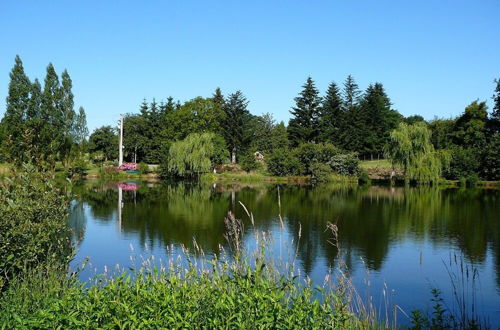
231 147 236 163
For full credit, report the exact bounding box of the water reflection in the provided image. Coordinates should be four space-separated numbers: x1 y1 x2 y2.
71 182 499 284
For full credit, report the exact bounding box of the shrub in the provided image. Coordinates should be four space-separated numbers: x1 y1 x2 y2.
358 169 371 185
328 153 360 176
67 158 88 179
138 162 149 174
466 174 479 187
0 166 72 290
293 143 340 174
309 162 332 183
267 149 304 176
239 152 260 173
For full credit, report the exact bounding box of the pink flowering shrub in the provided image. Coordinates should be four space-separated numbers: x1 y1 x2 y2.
117 163 137 171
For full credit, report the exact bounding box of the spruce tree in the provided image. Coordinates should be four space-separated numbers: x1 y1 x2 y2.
318 82 343 145
40 63 62 163
339 75 363 152
213 87 225 108
288 77 322 145
59 69 76 159
359 83 400 159
222 91 250 163
493 78 500 120
1 55 31 162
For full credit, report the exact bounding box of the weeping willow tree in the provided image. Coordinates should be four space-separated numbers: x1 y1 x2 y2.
167 132 228 177
385 122 450 184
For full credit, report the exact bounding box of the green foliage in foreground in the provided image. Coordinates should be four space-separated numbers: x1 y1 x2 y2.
0 166 72 289
0 258 357 329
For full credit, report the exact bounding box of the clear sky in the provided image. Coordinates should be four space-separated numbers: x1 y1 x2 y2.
1 1 499 131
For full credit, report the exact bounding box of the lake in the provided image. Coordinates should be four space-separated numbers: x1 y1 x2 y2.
69 181 500 326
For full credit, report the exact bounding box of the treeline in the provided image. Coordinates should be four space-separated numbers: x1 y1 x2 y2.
0 56 88 167
1 55 498 181
88 89 289 166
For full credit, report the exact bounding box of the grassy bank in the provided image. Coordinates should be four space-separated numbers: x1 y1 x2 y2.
0 254 367 328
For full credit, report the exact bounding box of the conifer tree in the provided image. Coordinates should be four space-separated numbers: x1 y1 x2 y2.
288 77 322 145
222 91 250 163
318 82 343 145
359 83 401 159
213 87 225 108
492 78 500 120
339 75 363 152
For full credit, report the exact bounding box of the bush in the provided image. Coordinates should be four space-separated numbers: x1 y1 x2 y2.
293 143 340 174
328 153 360 176
358 169 371 185
138 162 149 174
239 152 260 173
309 162 332 183
0 166 72 290
267 149 304 176
67 158 88 179
466 174 479 187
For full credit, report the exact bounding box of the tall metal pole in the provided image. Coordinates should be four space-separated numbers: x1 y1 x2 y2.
119 115 124 166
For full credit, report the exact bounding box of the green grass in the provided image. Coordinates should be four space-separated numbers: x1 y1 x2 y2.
202 171 310 183
359 159 392 170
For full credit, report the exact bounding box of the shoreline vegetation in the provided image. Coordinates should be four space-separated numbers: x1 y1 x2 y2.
2 161 500 187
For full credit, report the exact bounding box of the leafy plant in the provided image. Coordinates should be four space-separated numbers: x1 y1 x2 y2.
0 165 72 290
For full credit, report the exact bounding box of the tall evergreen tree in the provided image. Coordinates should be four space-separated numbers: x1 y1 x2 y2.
359 83 401 159
318 82 343 145
288 77 322 145
492 78 500 120
222 91 250 163
339 75 363 152
213 87 225 108
1 55 31 162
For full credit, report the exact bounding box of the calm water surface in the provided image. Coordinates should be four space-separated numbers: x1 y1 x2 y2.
69 181 500 325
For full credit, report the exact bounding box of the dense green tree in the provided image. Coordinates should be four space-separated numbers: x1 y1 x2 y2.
358 83 402 159
318 82 343 145
248 113 275 154
123 114 148 162
267 148 303 176
0 55 31 163
88 126 118 161
492 79 500 120
453 100 488 149
292 142 340 175
213 87 224 108
163 97 225 143
288 77 322 145
429 118 455 150
73 107 88 145
404 115 425 125
385 122 450 184
339 75 363 152
444 147 480 180
481 132 500 180
221 91 250 162
270 122 290 151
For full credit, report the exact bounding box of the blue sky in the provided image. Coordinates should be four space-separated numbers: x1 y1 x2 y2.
1 1 499 131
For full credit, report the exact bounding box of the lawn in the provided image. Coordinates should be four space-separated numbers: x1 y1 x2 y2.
359 159 392 169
